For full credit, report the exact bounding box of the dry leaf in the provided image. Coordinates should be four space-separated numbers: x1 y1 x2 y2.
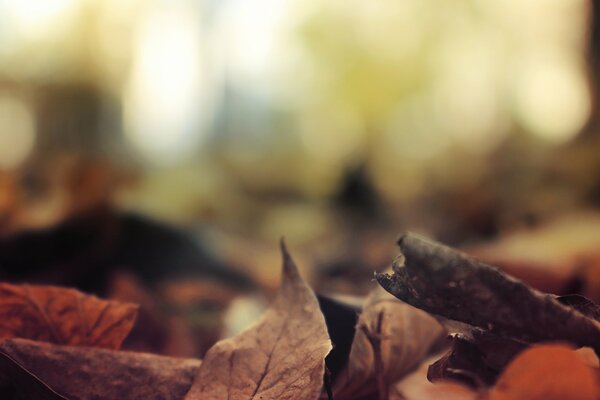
557 294 600 321
332 286 445 399
427 335 501 387
427 332 527 387
184 240 332 400
377 233 600 352
0 283 138 349
486 343 600 400
0 338 200 400
0 350 65 400
392 355 479 400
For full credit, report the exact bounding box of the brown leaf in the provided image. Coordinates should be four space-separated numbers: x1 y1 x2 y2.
557 294 600 321
332 286 445 399
427 332 527 387
427 336 499 388
0 350 66 400
486 344 600 400
0 282 138 349
0 338 200 400
392 355 479 400
184 240 332 400
376 233 600 352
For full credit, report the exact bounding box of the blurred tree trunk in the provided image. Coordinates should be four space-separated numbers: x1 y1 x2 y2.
587 0 600 134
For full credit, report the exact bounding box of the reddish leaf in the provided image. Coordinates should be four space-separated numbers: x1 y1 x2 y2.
0 283 138 349
184 241 332 400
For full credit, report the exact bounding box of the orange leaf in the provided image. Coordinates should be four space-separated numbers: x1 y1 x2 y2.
0 283 138 349
487 343 600 400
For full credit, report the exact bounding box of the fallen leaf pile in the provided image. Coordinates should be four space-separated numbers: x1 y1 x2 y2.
378 232 600 398
2 235 600 399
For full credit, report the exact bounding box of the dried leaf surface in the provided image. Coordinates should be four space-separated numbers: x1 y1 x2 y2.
427 332 527 387
0 283 138 349
376 233 600 352
333 286 445 399
184 241 332 400
0 338 200 400
486 344 600 400
556 294 600 321
0 350 66 400
427 335 499 387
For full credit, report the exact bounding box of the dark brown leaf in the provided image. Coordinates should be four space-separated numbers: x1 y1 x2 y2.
427 332 527 388
427 335 500 387
0 349 66 400
556 294 600 322
184 240 332 400
376 232 600 352
0 283 138 349
0 338 200 400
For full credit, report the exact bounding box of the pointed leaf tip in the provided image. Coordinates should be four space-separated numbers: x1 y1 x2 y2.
279 237 291 262
184 238 331 400
279 238 301 281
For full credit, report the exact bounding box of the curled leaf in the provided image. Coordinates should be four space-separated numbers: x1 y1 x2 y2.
0 338 200 400
0 283 138 349
184 240 332 400
376 233 600 352
333 286 445 399
428 335 501 387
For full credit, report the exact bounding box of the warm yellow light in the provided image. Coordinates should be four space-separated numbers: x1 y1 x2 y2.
514 56 590 143
4 0 78 33
0 96 36 169
124 5 206 165
216 0 295 87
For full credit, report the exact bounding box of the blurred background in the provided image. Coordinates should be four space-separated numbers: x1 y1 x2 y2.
1 0 600 357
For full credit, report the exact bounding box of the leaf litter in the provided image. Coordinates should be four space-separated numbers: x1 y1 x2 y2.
1 234 600 399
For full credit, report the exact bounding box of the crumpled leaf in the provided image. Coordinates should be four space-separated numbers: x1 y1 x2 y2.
184 240 332 400
392 354 479 400
332 286 445 399
486 344 600 400
427 335 500 387
427 329 527 387
0 338 201 400
376 233 600 352
0 283 138 349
